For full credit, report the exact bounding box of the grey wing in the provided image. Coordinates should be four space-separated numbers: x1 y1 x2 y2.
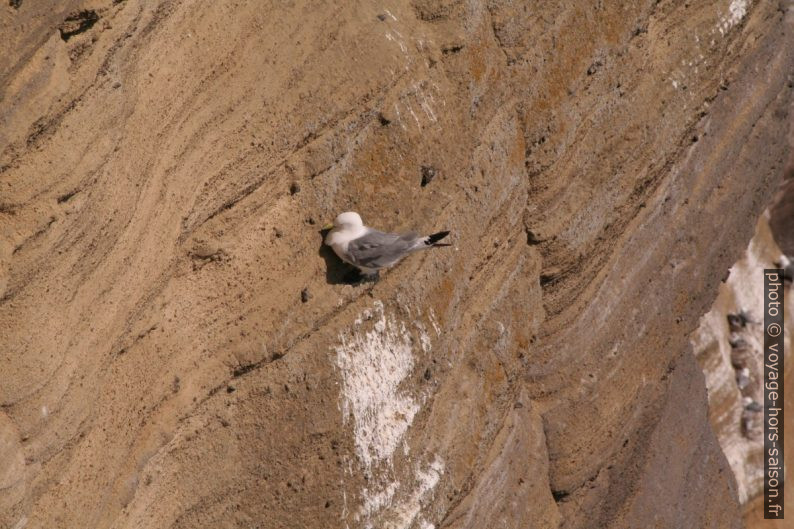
346 230 420 269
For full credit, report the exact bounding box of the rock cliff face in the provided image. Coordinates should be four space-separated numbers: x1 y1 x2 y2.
1 1 791 528
691 176 794 526
691 212 793 509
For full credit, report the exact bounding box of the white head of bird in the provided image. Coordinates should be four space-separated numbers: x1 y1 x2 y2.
323 211 367 248
323 211 363 231
334 211 363 229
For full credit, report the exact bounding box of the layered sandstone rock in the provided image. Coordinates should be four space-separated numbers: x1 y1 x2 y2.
1 1 791 528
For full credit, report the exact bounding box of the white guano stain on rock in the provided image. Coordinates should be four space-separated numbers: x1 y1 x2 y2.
334 301 421 471
691 246 764 503
390 458 444 529
718 0 749 34
359 457 445 529
728 0 748 26
691 212 792 505
361 481 399 520
336 302 443 529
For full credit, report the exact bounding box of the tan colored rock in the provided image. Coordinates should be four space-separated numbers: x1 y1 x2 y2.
693 208 794 526
0 1 791 528
443 391 561 529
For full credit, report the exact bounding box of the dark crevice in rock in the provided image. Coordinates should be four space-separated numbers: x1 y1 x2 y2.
441 45 463 54
12 217 56 255
26 97 81 147
587 60 603 76
59 11 100 42
551 489 570 502
57 189 80 203
421 165 436 187
539 269 561 287
525 228 545 246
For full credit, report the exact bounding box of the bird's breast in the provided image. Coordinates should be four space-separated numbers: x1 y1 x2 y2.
325 232 350 262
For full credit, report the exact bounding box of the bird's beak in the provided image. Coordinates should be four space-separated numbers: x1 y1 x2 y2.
322 222 334 231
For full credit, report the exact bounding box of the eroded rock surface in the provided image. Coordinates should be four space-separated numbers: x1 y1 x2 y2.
691 213 793 506
1 1 791 528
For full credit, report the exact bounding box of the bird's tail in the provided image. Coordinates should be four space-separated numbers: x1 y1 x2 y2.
424 231 451 247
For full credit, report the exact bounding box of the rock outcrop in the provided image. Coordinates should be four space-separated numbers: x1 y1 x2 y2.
1 1 791 528
691 212 793 509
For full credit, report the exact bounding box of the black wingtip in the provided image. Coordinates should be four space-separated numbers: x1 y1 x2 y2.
425 230 451 245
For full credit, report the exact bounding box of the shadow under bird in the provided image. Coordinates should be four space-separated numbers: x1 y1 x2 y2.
323 211 450 278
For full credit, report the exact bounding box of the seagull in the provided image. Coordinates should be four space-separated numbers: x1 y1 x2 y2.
323 211 450 277
727 309 755 331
